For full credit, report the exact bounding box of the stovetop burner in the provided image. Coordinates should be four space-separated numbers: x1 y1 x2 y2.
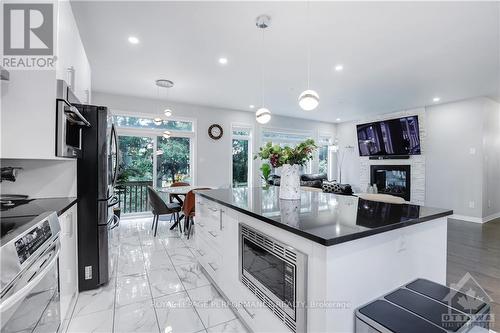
1 199 34 212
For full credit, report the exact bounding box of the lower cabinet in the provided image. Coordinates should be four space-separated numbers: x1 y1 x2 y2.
193 196 292 333
58 203 79 323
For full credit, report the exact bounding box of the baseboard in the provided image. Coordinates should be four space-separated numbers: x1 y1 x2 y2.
482 211 500 223
449 214 483 223
449 213 500 224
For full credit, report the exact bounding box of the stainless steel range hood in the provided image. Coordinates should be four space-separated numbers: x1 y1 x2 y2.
1 66 10 81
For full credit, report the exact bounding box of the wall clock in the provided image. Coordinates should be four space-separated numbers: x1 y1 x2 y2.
208 124 223 140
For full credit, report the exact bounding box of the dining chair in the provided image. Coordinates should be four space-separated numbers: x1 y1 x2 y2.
168 182 190 223
147 186 182 237
182 188 211 239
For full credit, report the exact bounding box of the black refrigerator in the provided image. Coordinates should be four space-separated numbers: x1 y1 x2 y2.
76 104 119 291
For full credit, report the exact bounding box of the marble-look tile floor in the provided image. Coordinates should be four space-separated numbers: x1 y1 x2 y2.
66 216 248 333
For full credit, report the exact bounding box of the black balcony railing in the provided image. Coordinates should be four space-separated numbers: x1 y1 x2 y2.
115 180 153 214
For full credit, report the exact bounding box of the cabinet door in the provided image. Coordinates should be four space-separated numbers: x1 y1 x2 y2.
59 204 79 321
56 1 91 103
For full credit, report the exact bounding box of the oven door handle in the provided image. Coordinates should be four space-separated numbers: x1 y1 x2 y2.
0 242 60 314
64 105 91 127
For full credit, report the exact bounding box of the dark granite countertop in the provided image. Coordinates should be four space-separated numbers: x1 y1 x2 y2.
1 197 77 243
197 187 453 246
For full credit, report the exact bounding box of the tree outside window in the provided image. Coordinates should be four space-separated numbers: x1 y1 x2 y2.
156 136 191 187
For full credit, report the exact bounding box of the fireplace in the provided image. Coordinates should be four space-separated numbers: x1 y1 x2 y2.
370 165 411 201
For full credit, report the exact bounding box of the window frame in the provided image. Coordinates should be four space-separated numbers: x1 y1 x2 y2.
113 110 197 187
318 132 334 180
230 123 253 188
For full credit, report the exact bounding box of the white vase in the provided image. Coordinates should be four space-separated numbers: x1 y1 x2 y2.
279 164 301 200
279 199 301 227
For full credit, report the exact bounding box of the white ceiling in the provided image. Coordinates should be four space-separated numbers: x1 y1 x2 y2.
71 1 500 123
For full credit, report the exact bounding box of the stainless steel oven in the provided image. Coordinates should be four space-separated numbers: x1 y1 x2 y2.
239 224 307 333
0 212 61 333
56 79 90 158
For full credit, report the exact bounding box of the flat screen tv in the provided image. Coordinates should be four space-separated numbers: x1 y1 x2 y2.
356 116 421 157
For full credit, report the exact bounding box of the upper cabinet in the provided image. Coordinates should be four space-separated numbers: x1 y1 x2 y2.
0 0 91 159
56 1 91 104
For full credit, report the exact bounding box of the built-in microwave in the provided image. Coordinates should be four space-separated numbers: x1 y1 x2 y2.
239 224 307 333
56 80 90 158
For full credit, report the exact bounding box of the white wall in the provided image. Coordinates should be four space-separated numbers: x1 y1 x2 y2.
426 98 485 219
336 96 500 222
0 159 77 198
482 98 500 220
92 92 336 188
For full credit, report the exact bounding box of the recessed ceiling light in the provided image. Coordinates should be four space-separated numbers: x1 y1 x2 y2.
433 97 441 102
249 104 255 109
128 36 139 44
336 118 341 122
218 57 228 65
334 64 344 72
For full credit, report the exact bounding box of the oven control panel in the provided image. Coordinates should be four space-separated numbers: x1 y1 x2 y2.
14 221 52 264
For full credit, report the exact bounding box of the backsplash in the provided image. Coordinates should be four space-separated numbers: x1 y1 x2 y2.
1 159 77 198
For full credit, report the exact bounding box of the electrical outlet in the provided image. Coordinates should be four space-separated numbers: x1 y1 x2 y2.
469 147 476 155
85 266 92 280
469 201 476 209
488 200 492 208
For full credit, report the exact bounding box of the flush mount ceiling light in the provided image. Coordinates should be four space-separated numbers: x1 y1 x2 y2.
298 1 319 111
255 14 272 124
249 104 255 109
218 57 228 65
163 131 171 139
128 36 139 44
433 97 441 103
155 79 175 121
334 64 344 72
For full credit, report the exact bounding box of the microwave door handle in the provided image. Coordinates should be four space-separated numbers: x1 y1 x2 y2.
64 106 91 127
0 243 60 314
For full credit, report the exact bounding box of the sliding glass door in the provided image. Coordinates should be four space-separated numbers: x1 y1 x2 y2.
116 136 154 214
156 136 192 187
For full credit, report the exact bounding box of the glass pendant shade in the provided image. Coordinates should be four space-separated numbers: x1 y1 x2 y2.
153 117 163 125
298 89 319 111
256 107 271 124
163 131 171 139
164 109 172 117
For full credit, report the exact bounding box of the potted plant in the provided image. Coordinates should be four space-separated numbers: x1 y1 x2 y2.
255 139 317 200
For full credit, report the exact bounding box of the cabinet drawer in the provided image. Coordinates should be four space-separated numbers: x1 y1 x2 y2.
194 235 222 280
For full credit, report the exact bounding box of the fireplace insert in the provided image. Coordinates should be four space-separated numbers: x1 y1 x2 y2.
370 165 411 201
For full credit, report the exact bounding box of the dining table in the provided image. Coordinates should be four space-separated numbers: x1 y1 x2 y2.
155 185 212 230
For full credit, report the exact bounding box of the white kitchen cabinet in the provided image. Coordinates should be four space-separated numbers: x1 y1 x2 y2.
0 0 91 159
58 203 79 323
56 0 92 104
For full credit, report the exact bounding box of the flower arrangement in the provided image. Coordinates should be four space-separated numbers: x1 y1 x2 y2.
255 139 317 168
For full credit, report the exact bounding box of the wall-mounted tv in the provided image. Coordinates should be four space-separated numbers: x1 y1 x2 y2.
356 116 421 157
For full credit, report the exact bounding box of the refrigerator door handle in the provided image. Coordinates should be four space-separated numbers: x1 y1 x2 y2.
107 196 119 208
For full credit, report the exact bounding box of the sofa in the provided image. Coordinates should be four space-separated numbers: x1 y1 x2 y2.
268 173 353 195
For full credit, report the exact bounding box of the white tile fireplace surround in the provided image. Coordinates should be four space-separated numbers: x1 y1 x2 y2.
358 108 426 205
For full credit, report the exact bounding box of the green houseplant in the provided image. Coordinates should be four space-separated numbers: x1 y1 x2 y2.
255 139 317 199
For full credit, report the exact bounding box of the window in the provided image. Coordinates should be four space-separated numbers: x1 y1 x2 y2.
113 115 193 132
232 126 252 188
113 114 195 214
261 129 313 173
318 135 332 177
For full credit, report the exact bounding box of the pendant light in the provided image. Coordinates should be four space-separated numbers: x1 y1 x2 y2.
154 79 174 125
298 1 319 111
153 83 163 125
255 15 272 125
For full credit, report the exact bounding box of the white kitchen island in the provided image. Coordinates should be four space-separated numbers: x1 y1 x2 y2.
192 187 452 333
